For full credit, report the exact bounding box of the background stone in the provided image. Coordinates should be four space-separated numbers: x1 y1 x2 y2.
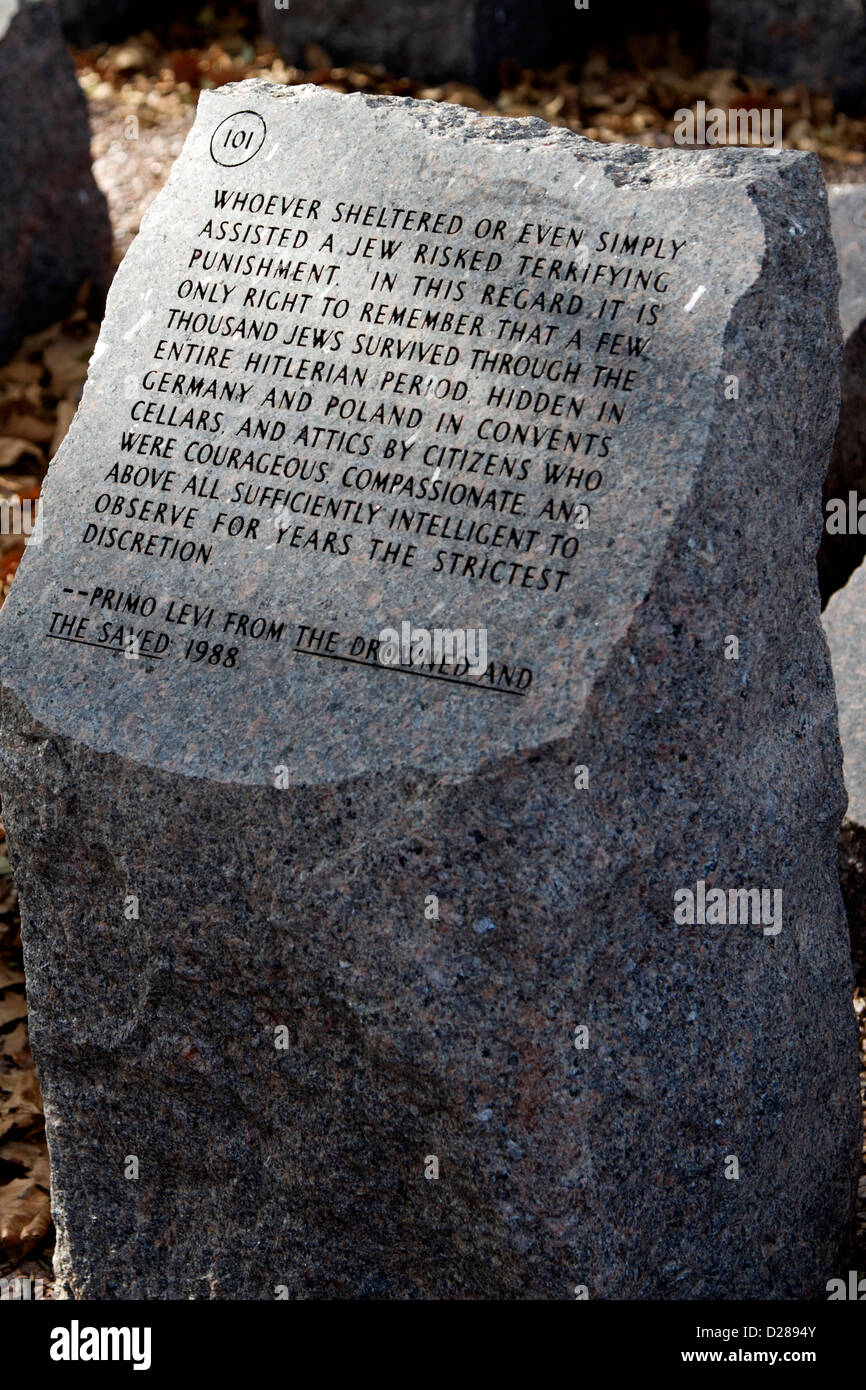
824 562 866 827
50 0 151 46
819 186 866 602
259 0 575 89
0 0 111 364
709 0 866 108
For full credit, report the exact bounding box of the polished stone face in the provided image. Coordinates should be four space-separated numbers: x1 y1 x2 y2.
0 84 858 1300
0 84 765 786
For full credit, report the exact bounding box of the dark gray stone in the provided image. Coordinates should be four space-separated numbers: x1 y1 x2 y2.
0 83 859 1299
0 0 111 363
818 186 866 602
259 0 574 89
709 0 866 107
50 0 194 47
50 0 150 46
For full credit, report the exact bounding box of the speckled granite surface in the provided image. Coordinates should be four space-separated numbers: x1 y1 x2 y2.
0 86 859 1298
0 0 111 363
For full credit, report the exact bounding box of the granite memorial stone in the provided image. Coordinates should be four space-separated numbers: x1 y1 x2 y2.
0 0 111 363
0 83 859 1299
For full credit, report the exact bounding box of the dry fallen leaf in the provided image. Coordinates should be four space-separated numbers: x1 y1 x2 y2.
0 1069 42 1141
304 42 332 69
0 1022 28 1061
0 438 43 470
0 549 24 591
42 334 96 397
16 324 62 358
0 470 43 498
0 992 27 1027
0 360 42 388
1 1141 47 1181
1 413 55 445
0 962 24 990
0 1142 51 1258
